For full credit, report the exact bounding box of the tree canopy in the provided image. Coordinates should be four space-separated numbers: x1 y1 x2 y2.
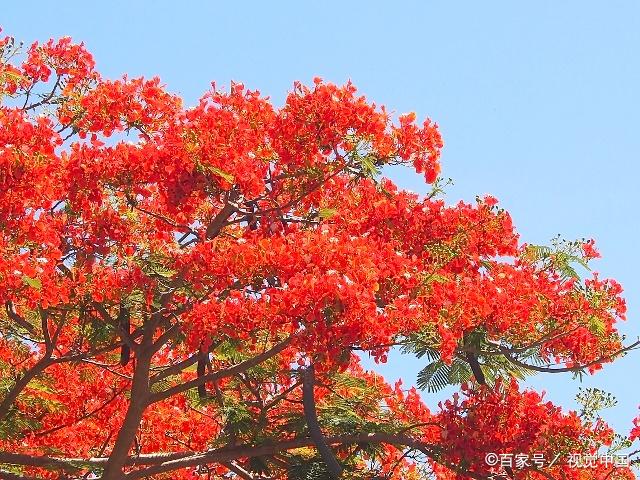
0 31 638 480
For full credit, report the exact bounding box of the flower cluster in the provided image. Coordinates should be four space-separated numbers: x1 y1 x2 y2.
0 31 636 480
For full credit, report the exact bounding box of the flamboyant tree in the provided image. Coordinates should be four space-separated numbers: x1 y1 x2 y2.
0 30 638 480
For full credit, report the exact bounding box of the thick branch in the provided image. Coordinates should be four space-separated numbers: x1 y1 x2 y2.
464 352 486 385
197 350 208 399
101 344 154 479
301 366 343 478
123 433 474 479
0 452 85 471
92 302 137 351
206 203 237 239
0 433 494 480
116 304 131 366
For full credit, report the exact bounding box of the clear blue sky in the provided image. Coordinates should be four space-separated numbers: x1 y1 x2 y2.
4 1 639 435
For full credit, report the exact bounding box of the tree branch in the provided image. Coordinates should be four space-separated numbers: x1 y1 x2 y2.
148 337 292 404
0 433 497 480
4 302 35 334
150 340 223 385
498 339 640 373
205 202 237 239
0 356 52 421
122 433 478 479
301 365 343 478
101 329 156 479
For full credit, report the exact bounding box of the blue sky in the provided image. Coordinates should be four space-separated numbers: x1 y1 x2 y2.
4 1 639 435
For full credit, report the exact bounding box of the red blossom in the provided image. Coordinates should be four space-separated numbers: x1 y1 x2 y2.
0 30 635 480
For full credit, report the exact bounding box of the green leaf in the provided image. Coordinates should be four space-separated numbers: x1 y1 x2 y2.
22 276 42 290
318 208 338 219
149 264 177 278
417 360 453 392
354 153 381 178
210 166 235 183
588 316 606 335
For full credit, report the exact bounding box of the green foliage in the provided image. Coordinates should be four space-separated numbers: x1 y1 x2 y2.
287 458 334 480
356 153 381 178
143 262 177 280
575 387 617 421
405 329 548 392
82 313 117 345
208 166 235 183
343 136 384 180
221 397 255 435
587 316 606 335
427 177 453 200
0 408 41 440
247 456 271 476
0 375 63 440
318 207 338 219
22 275 42 290
521 237 591 281
607 433 633 455
215 339 245 364
416 355 472 392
